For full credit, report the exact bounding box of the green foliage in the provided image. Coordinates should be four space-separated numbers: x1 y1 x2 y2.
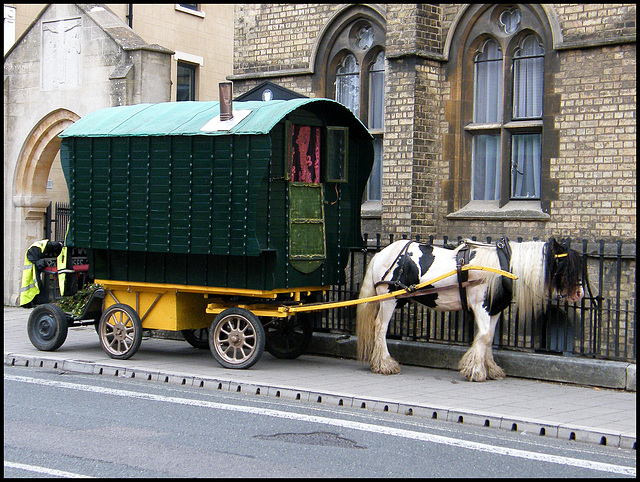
54 283 104 318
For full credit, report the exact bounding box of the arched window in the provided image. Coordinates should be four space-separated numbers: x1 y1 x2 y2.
319 11 386 204
461 6 548 205
473 39 503 124
511 35 545 198
472 39 503 200
368 51 385 129
513 35 545 119
336 54 360 117
366 51 385 201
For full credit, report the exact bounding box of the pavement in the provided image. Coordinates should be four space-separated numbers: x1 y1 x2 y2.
4 306 636 450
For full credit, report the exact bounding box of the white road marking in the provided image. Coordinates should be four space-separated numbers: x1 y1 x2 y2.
4 461 94 478
5 374 635 477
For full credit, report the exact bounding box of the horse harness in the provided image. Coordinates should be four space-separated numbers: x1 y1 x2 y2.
373 239 514 308
374 241 415 292
457 237 513 313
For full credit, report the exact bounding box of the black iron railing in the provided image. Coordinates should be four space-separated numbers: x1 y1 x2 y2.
44 202 70 242
318 234 636 363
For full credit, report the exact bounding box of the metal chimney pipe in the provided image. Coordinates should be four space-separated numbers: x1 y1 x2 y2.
219 82 233 121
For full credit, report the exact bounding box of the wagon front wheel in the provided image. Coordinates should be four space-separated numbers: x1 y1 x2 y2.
98 303 143 360
209 308 265 369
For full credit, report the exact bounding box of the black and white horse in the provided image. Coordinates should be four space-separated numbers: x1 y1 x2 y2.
356 237 584 382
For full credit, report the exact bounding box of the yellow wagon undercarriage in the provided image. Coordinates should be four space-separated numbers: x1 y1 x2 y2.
96 265 517 331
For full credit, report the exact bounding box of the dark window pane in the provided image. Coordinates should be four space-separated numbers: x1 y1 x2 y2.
511 133 541 199
366 138 382 201
177 62 196 101
326 127 348 182
472 134 501 200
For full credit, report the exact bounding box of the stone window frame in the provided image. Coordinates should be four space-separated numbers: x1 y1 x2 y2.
444 4 559 221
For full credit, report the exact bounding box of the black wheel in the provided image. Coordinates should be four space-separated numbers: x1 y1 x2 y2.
209 308 265 369
181 328 209 349
27 304 69 351
264 313 314 359
98 303 143 360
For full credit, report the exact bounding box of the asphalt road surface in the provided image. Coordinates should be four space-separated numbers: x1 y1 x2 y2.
4 365 636 478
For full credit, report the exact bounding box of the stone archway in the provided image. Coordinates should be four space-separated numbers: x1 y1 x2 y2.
13 108 80 219
7 108 79 305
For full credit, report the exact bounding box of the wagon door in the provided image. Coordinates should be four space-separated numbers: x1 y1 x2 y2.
287 123 326 273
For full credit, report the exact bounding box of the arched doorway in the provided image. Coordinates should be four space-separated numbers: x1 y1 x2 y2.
8 108 79 304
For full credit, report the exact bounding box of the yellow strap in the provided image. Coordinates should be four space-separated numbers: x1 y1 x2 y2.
281 265 518 314
555 253 568 258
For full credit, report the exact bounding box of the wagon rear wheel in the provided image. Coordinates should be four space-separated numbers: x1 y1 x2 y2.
98 303 143 360
264 313 314 359
209 308 265 369
181 328 209 349
27 304 69 351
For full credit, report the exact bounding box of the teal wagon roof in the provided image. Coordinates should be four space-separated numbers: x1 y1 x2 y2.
59 98 371 138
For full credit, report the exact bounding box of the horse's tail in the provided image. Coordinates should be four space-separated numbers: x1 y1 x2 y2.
356 254 380 363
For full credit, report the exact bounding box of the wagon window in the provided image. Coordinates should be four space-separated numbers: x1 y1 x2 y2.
288 123 321 183
326 127 348 182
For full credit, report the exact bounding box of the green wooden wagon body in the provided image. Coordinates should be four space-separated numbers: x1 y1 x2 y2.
59 99 374 291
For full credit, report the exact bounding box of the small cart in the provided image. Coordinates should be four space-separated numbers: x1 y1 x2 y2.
26 279 321 368
27 286 105 352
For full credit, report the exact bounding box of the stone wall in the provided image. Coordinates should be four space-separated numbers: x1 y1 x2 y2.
550 43 636 240
233 4 343 77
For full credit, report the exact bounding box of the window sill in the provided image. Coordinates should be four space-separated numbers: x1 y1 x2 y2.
361 200 382 218
446 200 550 221
175 4 206 18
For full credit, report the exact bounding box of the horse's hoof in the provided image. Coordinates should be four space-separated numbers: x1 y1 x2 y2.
371 359 401 375
461 367 487 382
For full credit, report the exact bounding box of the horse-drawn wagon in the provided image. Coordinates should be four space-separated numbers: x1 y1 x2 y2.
27 97 374 368
27 97 583 381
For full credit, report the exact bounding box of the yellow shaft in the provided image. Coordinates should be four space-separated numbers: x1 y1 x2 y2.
280 265 517 314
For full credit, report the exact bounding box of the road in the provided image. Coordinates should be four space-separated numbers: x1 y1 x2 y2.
4 365 636 478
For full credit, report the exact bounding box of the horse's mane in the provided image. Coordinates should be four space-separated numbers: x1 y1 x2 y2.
467 240 548 318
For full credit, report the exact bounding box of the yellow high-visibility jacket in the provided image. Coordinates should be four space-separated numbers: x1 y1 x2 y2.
20 239 49 306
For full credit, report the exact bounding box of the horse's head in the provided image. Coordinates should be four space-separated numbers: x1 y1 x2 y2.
544 237 585 303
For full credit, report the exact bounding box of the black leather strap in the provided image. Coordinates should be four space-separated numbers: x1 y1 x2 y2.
374 241 413 290
496 237 513 297
456 246 470 313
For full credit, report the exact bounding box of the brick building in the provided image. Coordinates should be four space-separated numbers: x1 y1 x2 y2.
229 4 636 244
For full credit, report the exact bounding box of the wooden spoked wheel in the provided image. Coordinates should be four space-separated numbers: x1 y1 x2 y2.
98 303 143 360
209 308 265 369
